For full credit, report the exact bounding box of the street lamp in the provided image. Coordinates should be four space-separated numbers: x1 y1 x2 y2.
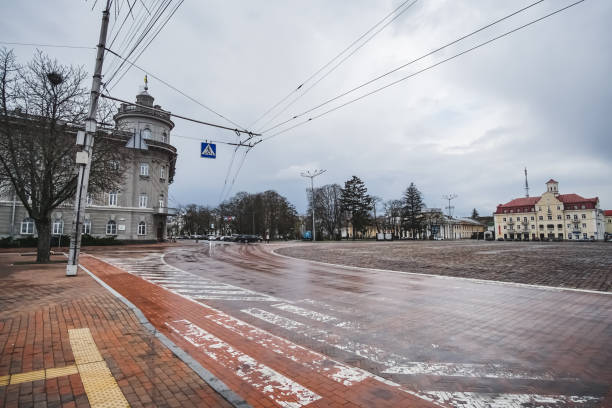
300 169 326 242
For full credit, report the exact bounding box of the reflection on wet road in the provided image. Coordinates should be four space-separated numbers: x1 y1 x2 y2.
97 242 612 408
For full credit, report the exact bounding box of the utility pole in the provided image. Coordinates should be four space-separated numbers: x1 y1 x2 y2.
66 0 112 276
442 194 457 240
301 169 326 242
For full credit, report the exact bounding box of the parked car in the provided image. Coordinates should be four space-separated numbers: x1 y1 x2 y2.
237 234 262 243
207 235 218 241
219 235 235 242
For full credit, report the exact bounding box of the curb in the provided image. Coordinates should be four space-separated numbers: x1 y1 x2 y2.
78 263 252 408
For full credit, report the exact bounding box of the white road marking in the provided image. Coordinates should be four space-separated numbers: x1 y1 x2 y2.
417 391 601 408
205 312 370 386
166 319 321 408
382 362 556 380
271 303 358 328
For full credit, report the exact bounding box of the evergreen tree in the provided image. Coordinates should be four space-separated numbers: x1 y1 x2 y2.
471 208 479 219
403 183 424 238
340 176 372 239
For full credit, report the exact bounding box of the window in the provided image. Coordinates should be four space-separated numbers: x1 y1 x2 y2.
530 216 534 221
140 163 149 176
109 191 117 206
581 214 586 219
142 128 152 139
581 205 586 209
503 225 507 230
557 206 560 210
567 224 571 229
106 220 117 235
21 218 34 235
557 224 563 229
503 217 506 222
160 166 165 180
162 132 168 143
139 194 148 208
582 223 586 228
574 215 578 220
509 217 513 221
566 214 570 219
52 220 63 235
523 217 527 222
557 215 562 220
158 195 164 209
539 225 544 230
86 194 93 206
531 225 535 230
82 220 91 234
539 216 543 221
110 160 119 170
547 215 552 220
138 221 146 236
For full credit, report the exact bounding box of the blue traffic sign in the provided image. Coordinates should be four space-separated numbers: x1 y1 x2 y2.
201 142 216 159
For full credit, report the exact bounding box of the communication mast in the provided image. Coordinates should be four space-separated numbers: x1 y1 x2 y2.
524 167 530 198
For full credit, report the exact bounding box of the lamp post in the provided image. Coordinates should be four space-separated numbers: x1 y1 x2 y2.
301 169 326 242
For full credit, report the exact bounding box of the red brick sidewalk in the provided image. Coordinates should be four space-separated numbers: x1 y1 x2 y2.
0 252 233 408
79 255 437 408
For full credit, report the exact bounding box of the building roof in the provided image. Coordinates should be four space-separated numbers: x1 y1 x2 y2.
497 197 541 208
604 210 612 216
557 193 598 204
546 179 558 184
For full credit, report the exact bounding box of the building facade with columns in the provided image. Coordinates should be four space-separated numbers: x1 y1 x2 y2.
0 86 177 241
494 179 605 241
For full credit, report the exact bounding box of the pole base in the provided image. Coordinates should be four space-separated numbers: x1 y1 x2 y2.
66 264 78 276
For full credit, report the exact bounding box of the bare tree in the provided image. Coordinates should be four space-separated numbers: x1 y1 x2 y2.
311 184 343 240
0 49 124 262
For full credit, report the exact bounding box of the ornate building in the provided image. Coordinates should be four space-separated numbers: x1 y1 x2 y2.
0 86 177 241
494 179 605 241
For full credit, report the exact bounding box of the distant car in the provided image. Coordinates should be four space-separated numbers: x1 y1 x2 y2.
207 235 218 241
433 237 444 241
219 235 235 241
237 234 262 243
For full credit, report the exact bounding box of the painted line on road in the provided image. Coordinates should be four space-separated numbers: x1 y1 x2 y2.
205 312 371 386
242 308 565 382
416 390 601 408
271 247 612 296
271 303 358 329
166 319 321 408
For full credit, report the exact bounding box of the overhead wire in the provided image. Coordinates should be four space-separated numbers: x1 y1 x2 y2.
104 47 248 130
107 0 185 91
0 41 94 49
104 0 172 87
261 0 585 141
248 0 420 131
260 0 548 136
255 0 419 133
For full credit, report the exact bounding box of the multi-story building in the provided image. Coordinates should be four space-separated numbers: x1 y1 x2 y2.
494 179 605 241
605 210 612 239
0 86 177 241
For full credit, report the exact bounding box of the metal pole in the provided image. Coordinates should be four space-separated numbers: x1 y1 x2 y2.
66 0 112 276
300 169 326 242
311 177 315 241
10 191 16 237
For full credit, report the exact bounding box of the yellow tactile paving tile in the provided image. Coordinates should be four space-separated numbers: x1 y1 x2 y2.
69 327 104 364
9 369 46 384
68 328 130 408
46 365 79 379
0 375 9 387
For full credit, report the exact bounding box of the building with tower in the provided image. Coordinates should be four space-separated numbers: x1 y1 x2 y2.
0 84 177 242
494 179 605 241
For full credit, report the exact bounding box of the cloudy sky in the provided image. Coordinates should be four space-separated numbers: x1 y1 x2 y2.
3 0 611 216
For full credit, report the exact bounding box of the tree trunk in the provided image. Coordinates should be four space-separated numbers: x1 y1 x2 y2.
35 218 51 263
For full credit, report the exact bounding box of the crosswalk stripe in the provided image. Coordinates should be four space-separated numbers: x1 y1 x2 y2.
166 319 321 408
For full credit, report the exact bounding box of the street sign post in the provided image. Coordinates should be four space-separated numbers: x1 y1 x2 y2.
201 142 216 158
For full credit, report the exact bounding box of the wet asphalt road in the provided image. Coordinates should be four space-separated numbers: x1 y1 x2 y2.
98 242 612 407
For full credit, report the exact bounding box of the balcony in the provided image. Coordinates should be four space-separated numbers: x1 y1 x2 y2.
153 206 177 216
507 219 515 225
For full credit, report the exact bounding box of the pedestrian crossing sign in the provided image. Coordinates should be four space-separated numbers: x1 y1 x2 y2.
201 142 216 159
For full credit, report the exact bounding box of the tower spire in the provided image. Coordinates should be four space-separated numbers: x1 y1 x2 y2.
524 167 529 197
144 74 148 91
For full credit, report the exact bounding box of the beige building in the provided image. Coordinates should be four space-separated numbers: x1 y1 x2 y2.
0 86 177 241
605 210 612 238
494 179 605 241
